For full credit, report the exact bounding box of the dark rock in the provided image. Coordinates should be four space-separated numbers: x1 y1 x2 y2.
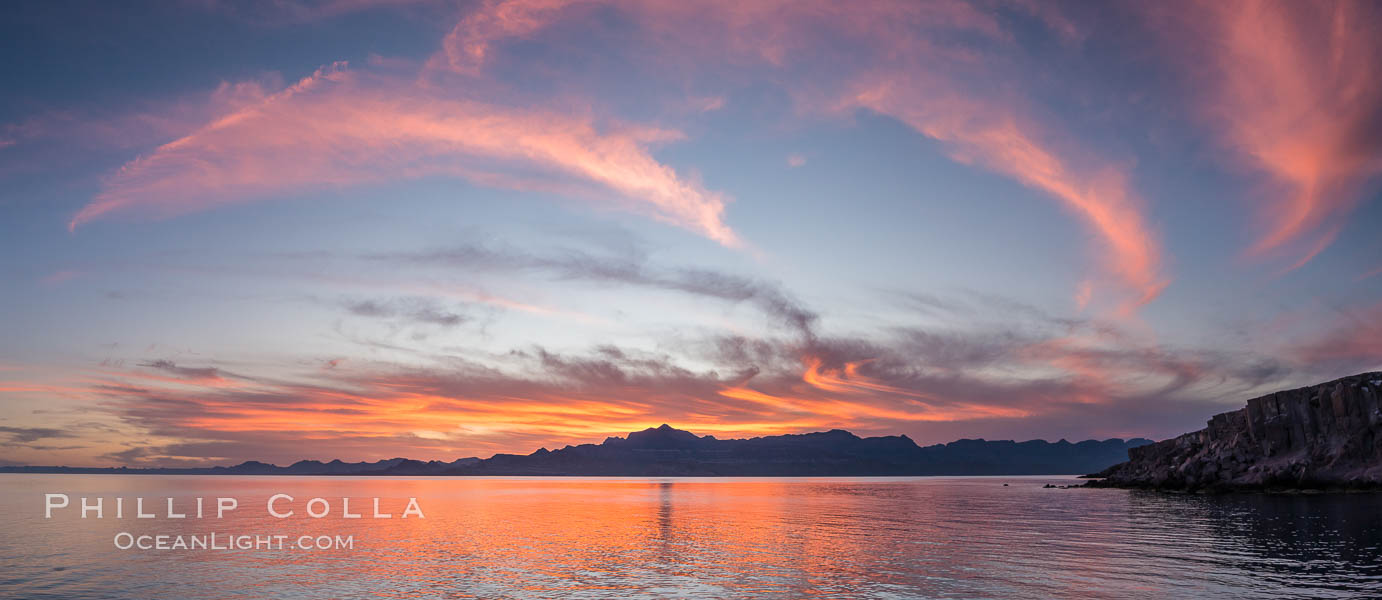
1087 372 1382 491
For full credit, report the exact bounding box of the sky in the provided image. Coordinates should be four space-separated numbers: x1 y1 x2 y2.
1 0 1380 467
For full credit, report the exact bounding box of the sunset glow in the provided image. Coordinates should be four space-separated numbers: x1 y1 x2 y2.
2 0 1380 467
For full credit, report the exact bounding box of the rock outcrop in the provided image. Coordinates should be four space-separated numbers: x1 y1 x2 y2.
1089 372 1382 491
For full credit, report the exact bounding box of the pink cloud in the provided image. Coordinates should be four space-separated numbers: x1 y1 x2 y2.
70 63 740 246
429 0 1167 312
1161 1 1382 270
68 0 1169 311
850 83 1166 311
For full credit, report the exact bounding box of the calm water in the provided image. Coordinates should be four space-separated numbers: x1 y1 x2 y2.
1 474 1380 599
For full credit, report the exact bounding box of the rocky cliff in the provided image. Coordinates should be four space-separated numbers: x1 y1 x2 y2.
1089 372 1382 491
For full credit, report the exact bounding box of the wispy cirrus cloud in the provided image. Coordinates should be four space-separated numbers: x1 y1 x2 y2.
1158 1 1382 270
372 242 818 338
431 0 1168 312
69 62 741 246
849 83 1166 311
66 0 1169 309
3 77 278 154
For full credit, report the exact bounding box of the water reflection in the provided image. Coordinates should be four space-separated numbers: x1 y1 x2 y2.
1122 491 1382 597
1 475 1379 599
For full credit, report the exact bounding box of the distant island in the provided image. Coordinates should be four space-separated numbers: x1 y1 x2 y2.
1088 372 1382 491
1 427 1151 477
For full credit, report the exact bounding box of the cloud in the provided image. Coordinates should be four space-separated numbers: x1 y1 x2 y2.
70 62 740 247
428 0 1167 312
23 1 1380 468
67 286 1311 466
137 359 225 382
64 0 1171 309
373 242 818 338
1290 301 1382 374
433 0 1009 77
0 77 281 169
3 255 1321 467
343 297 468 327
196 0 444 26
850 83 1166 311
786 154 806 168
0 426 74 444
1158 1 1382 269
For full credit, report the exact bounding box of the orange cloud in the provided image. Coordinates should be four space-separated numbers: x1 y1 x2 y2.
58 338 1064 465
71 63 740 247
86 367 840 463
8 299 1301 467
719 383 1024 424
787 356 1029 421
1173 1 1382 269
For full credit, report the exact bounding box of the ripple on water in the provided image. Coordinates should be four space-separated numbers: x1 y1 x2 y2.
1 475 1381 599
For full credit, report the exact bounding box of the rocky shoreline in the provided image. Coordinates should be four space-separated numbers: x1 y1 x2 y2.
1086 372 1382 492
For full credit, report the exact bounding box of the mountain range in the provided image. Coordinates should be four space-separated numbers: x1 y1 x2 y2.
1 426 1151 476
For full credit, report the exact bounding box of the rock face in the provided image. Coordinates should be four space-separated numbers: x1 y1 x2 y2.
1089 372 1382 491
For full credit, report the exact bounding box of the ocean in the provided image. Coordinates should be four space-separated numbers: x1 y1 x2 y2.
2 474 1380 599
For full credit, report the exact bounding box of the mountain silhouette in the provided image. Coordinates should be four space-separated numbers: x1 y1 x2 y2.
448 425 1149 476
1 425 1150 476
